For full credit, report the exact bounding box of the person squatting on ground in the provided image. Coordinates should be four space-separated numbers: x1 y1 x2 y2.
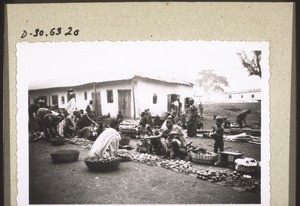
61 109 78 138
148 117 188 159
36 108 64 140
89 125 121 159
236 109 252 128
210 116 224 154
186 98 198 137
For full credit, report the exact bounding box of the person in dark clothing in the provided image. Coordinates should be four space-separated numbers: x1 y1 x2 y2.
236 109 252 128
145 109 154 127
116 111 124 124
186 98 198 137
37 108 64 140
210 116 224 153
29 98 40 132
86 100 95 120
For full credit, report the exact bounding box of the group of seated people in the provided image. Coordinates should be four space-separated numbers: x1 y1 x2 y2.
137 109 191 160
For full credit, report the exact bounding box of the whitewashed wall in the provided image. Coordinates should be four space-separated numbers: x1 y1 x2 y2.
135 79 193 117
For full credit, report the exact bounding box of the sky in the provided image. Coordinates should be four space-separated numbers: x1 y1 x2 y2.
17 41 268 91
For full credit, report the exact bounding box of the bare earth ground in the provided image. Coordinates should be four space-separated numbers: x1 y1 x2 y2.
29 138 260 204
29 102 261 204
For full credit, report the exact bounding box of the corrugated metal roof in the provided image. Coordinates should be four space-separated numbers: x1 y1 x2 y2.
29 70 193 90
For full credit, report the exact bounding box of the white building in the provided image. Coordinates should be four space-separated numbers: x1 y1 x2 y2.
194 88 261 103
28 73 194 119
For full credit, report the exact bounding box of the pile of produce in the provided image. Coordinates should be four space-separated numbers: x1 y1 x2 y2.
117 152 134 162
158 159 197 175
196 169 228 182
85 156 119 163
132 153 160 164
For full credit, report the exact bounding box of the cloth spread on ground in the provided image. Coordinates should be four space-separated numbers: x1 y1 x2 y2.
89 128 121 159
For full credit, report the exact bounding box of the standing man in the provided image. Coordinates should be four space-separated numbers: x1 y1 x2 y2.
199 102 204 116
86 100 95 120
186 98 198 138
210 116 224 154
236 109 252 128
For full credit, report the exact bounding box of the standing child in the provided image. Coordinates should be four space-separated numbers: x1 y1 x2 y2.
211 116 224 153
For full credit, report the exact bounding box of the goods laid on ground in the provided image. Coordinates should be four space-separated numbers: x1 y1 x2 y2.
235 158 260 174
197 169 228 182
66 137 94 149
50 150 80 163
190 148 218 165
84 156 121 172
224 133 251 143
158 159 197 174
117 152 134 162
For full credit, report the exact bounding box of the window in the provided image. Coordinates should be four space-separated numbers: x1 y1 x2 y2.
61 96 65 104
251 94 255 98
228 95 232 99
153 94 157 104
52 95 58 106
107 90 113 103
84 91 88 100
241 95 243 99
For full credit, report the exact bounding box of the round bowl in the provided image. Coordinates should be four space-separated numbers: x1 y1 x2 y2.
50 137 65 146
84 157 121 172
50 150 79 163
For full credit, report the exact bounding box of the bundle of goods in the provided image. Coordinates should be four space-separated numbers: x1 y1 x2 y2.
224 133 251 142
190 148 218 165
158 159 197 175
235 158 260 174
50 150 80 163
84 156 121 172
117 152 133 162
196 169 228 182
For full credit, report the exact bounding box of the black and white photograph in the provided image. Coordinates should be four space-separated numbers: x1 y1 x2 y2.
16 41 270 205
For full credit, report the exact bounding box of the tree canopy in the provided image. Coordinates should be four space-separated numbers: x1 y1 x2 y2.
237 51 262 78
197 70 229 93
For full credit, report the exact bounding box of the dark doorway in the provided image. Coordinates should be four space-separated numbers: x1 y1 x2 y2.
92 91 102 117
167 94 179 112
118 90 131 118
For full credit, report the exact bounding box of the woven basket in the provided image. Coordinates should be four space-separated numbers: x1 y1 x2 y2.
190 151 218 165
84 157 121 172
50 150 79 163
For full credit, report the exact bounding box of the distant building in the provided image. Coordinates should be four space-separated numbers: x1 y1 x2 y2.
194 88 261 103
28 73 194 118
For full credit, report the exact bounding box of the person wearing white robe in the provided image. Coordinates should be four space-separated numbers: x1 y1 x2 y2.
89 128 121 159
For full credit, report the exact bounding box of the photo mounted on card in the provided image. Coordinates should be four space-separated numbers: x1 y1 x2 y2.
16 40 270 205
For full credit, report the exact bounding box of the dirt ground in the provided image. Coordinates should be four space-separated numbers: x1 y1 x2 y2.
29 138 260 204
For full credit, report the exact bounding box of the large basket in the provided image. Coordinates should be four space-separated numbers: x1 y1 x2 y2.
190 151 218 165
50 150 79 163
84 157 121 172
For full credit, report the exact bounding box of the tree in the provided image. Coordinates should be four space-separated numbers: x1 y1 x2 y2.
197 70 229 93
237 51 262 78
